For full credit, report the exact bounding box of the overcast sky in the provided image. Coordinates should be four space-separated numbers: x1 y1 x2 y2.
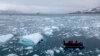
0 0 100 14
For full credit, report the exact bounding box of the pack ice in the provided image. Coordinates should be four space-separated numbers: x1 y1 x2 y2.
0 34 13 43
19 33 44 46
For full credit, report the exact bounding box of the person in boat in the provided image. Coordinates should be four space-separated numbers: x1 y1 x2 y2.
63 39 84 47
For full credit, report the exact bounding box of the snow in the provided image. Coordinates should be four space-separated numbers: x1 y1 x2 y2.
19 33 44 46
6 53 18 56
0 34 13 43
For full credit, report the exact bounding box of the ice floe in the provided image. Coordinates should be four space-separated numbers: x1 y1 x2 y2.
0 34 13 43
98 54 100 56
43 26 59 36
45 49 54 56
45 47 63 56
19 33 44 46
43 27 53 36
6 53 18 56
96 48 100 53
25 46 33 50
33 54 39 56
78 52 84 55
54 49 60 53
59 47 64 51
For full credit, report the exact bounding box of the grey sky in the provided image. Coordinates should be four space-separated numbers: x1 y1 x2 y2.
0 0 100 13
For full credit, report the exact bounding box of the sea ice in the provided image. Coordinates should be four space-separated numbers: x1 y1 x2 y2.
45 49 54 56
25 46 33 50
43 27 53 36
19 33 44 46
96 48 100 53
33 54 39 56
0 34 13 43
78 52 84 55
98 54 100 56
43 26 59 36
54 49 60 53
6 53 18 56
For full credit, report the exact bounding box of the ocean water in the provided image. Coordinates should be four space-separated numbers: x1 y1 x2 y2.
0 15 100 56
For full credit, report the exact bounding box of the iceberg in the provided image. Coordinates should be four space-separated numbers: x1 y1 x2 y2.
0 34 13 43
19 33 44 46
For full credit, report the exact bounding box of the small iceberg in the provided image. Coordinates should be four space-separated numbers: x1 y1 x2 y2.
0 34 13 43
19 33 44 46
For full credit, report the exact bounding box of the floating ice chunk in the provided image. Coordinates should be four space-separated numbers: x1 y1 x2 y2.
44 18 51 20
82 26 89 31
54 49 60 53
6 53 18 56
98 54 100 56
74 32 82 36
45 49 54 56
96 48 100 53
94 23 100 27
44 18 54 23
59 47 64 51
78 52 84 55
43 26 59 36
19 33 44 46
43 27 53 36
33 54 39 56
0 34 13 43
51 26 59 30
0 24 5 26
25 46 33 50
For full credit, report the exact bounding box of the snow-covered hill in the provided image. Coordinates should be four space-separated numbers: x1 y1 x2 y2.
70 7 100 14
0 10 24 14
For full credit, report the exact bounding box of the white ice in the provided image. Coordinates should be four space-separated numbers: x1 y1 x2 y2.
0 34 13 43
19 33 44 46
98 54 100 56
33 54 39 56
53 49 60 53
6 53 18 56
45 49 54 56
96 48 100 53
25 46 33 50
78 52 84 55
43 26 59 36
